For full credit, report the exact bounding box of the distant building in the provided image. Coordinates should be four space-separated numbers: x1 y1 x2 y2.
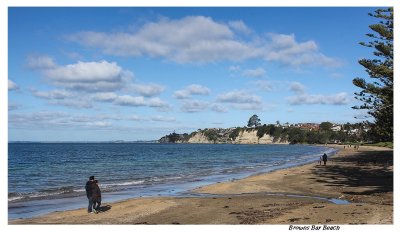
350 128 360 134
282 122 290 128
296 123 320 131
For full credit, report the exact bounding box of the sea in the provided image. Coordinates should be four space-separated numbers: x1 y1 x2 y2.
8 143 337 220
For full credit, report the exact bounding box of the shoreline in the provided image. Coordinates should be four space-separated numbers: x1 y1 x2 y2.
8 144 336 220
9 145 393 224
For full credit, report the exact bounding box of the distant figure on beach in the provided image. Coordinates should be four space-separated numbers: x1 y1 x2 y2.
322 153 328 166
319 156 322 165
92 180 102 212
85 175 95 213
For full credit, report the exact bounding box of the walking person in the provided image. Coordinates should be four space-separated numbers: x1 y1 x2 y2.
322 153 328 166
92 180 102 213
85 175 95 213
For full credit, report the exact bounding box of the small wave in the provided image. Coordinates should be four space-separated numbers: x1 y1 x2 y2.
164 176 183 181
40 186 75 194
101 180 145 188
8 186 78 202
8 195 25 201
100 176 184 189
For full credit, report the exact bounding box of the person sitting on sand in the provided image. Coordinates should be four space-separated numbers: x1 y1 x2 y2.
92 180 102 213
322 153 328 166
85 176 95 213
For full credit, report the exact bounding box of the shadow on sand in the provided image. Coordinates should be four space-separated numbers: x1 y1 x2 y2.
310 150 393 197
97 205 112 213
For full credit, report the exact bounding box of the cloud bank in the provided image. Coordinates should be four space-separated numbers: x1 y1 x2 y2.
67 16 341 67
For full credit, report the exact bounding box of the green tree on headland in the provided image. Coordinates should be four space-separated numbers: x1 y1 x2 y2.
247 114 261 128
319 122 333 131
204 129 219 143
229 127 242 140
352 8 393 142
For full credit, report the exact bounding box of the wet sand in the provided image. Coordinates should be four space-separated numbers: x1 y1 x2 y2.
9 145 393 224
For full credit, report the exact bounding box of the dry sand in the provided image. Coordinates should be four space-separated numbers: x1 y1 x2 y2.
9 145 393 225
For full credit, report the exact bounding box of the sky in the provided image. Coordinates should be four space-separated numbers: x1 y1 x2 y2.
8 7 383 141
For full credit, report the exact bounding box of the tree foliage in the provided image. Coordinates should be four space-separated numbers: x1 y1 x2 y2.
247 114 261 128
229 127 241 140
204 129 219 143
256 124 272 138
166 131 180 143
352 8 393 142
319 122 333 131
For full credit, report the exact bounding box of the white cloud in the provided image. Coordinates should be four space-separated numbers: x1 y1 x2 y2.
68 16 341 68
229 65 241 72
174 84 211 99
287 92 350 105
26 55 56 69
147 97 170 109
131 83 165 97
173 90 189 99
231 66 266 78
228 20 251 34
289 82 306 94
9 111 114 129
151 115 176 122
181 100 209 113
112 95 170 110
287 81 350 106
254 80 274 92
85 121 112 128
92 92 118 102
29 89 93 108
30 90 171 110
44 60 123 82
51 99 93 109
210 104 228 113
127 115 176 122
216 90 263 111
44 60 133 92
31 89 74 100
8 80 19 91
27 57 133 92
242 68 266 77
264 33 342 67
67 16 254 63
114 95 146 106
217 90 262 104
128 115 143 121
25 56 173 111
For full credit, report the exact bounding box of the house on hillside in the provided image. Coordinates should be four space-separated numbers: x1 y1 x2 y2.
296 123 320 131
331 125 342 132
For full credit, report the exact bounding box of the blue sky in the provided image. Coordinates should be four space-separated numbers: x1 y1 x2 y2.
8 7 380 141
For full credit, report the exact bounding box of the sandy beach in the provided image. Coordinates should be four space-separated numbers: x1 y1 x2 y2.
9 145 393 225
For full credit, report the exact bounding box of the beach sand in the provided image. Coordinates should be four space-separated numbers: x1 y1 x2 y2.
9 145 393 224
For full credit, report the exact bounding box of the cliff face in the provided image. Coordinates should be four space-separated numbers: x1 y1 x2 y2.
234 130 272 144
188 132 212 143
161 128 288 144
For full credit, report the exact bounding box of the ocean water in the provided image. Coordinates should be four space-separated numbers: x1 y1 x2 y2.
8 143 336 219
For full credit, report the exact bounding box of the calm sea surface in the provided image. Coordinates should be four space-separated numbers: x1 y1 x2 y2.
8 143 336 219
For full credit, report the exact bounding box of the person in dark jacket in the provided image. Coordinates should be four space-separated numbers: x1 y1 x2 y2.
92 180 102 212
85 175 95 213
322 153 328 166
